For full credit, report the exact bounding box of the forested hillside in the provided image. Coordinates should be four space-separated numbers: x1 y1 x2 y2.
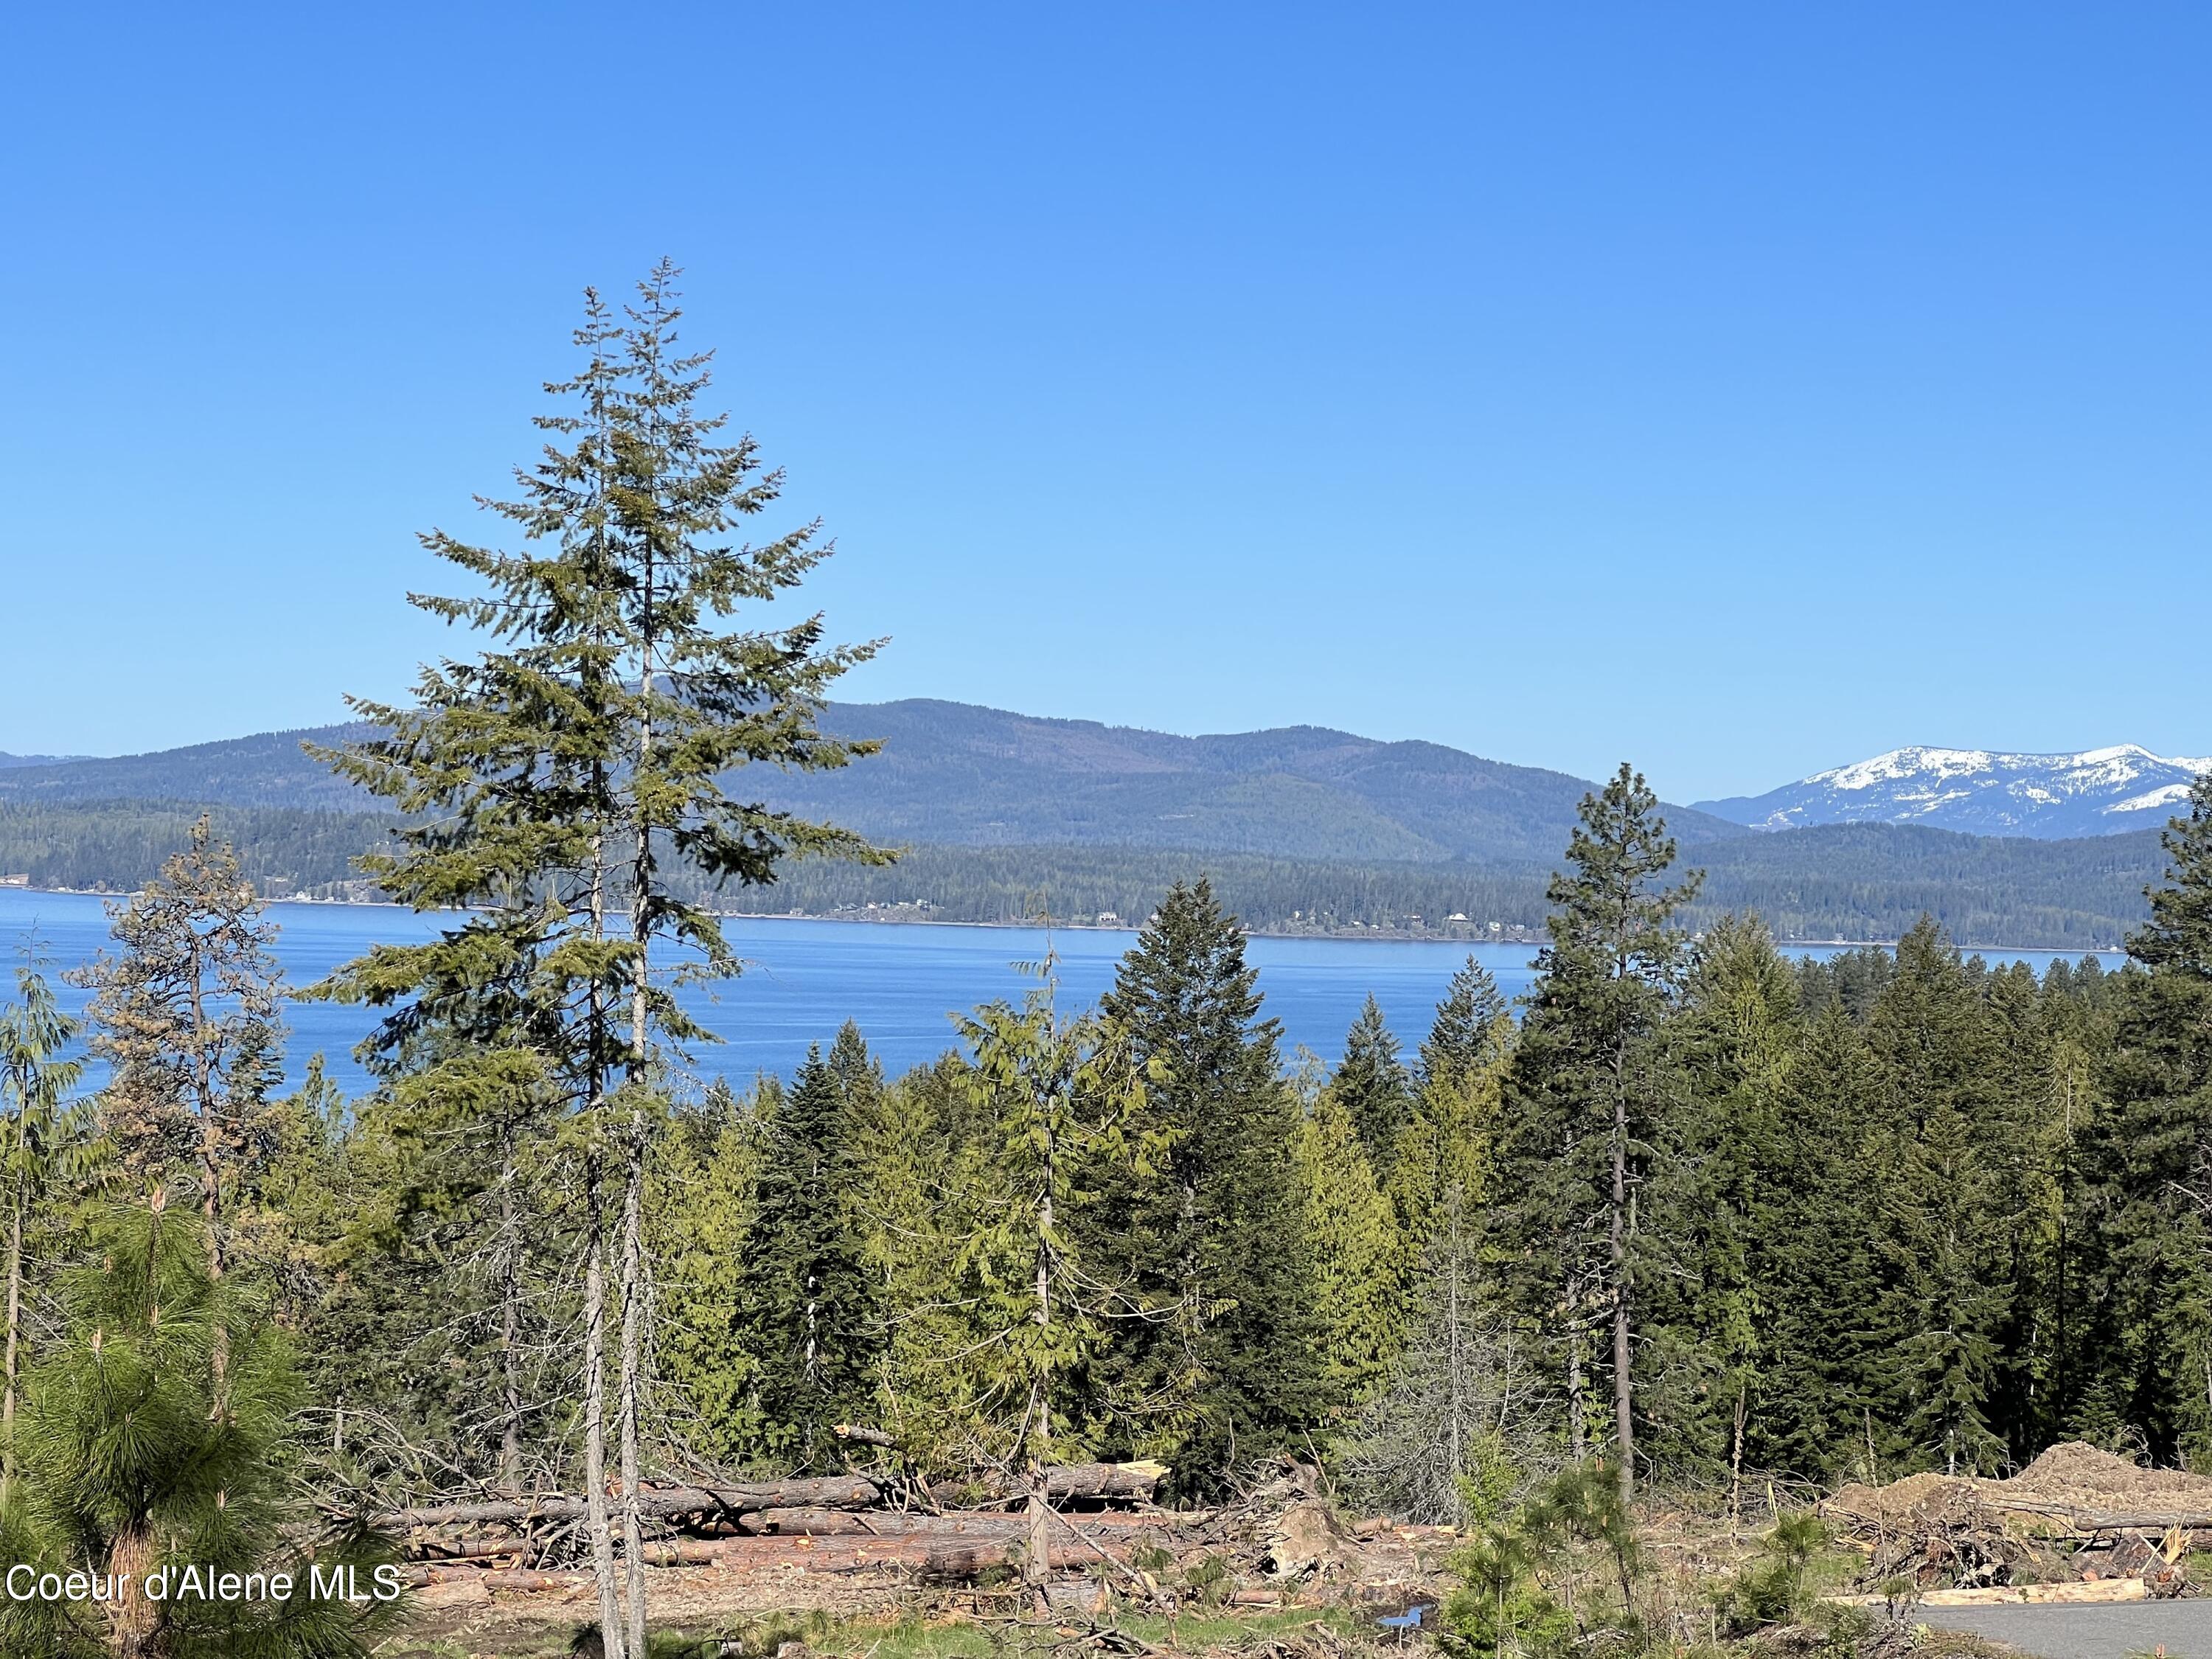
0 800 397 897
0 723 377 808
0 801 2162 947
0 702 1745 863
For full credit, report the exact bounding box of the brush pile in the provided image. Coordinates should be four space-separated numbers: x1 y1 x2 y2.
1823 1442 2210 1598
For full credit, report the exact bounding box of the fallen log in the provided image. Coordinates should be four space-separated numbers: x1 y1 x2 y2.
925 1462 1164 1506
1972 1498 2212 1531
739 1507 1186 1539
414 1537 532 1561
387 1462 1162 1533
389 1475 883 1530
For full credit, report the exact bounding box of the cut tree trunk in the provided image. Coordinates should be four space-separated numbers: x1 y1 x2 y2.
927 1462 1164 1506
386 1475 888 1530
383 1464 1160 1534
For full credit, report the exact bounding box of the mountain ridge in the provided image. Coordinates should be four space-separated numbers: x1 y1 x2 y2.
1697 742 2209 840
0 701 1751 866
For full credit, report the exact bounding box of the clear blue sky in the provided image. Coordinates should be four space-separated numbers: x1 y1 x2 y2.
4 4 2205 802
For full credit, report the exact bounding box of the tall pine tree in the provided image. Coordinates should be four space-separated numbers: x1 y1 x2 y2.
1092 879 1325 1494
1335 996 1413 1173
738 1043 878 1472
2074 773 2212 1463
1494 765 1700 1502
313 266 886 1658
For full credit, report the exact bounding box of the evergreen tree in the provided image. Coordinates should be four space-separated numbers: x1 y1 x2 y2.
738 1043 878 1472
1335 995 1413 1172
1643 914 1797 1503
1877 1096 2005 1474
946 975 1161 1584
0 1194 400 1658
322 1046 571 1495
1092 878 1325 1493
313 266 885 1658
1290 1079 1403 1406
847 1057 991 1475
825 1021 884 1120
1419 959 1513 1094
0 963 94 1490
1493 765 1700 1501
71 816 283 1281
1753 1002 1886 1482
1980 961 2067 1458
1391 961 1514 1279
2074 773 2212 1462
651 1079 767 1468
1861 919 2010 1472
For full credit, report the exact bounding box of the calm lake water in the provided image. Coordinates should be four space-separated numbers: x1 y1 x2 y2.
0 888 2127 1099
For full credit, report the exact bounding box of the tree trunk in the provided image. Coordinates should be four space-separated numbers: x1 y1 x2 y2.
1 1173 20 1502
619 1112 647 1658
585 807 626 1659
619 547 657 1652
184 936 224 1281
1609 1049 1633 1508
1026 1139 1055 1590
498 1119 524 1494
583 1148 623 1659
184 936 229 1399
1446 1186 1464 1485
386 1475 887 1528
1728 1382 1746 1530
1565 1273 1587 1462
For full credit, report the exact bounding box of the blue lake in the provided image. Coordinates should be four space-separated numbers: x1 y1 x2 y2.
0 888 2128 1099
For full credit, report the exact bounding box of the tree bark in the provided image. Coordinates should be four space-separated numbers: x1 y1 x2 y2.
498 1119 524 1494
1728 1383 1746 1529
619 513 658 1655
619 1112 647 1658
1565 1273 1587 1463
582 1148 622 1659
1 1172 20 1502
1610 1046 1633 1508
1025 1114 1058 1590
382 1465 1165 1536
386 1475 886 1528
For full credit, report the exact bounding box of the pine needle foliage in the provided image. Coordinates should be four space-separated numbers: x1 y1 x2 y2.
0 1193 400 1658
1090 879 1327 1493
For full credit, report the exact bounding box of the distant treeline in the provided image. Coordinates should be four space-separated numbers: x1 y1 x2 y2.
728 831 2164 949
1 799 2166 947
0 800 397 899
1686 822 2161 948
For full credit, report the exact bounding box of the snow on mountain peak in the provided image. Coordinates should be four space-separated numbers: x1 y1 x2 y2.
1698 745 2209 840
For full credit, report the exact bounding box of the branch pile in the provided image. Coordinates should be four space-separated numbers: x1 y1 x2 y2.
1823 1442 2209 1598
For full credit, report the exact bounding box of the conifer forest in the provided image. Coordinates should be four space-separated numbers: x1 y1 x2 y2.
6 273 2212 1658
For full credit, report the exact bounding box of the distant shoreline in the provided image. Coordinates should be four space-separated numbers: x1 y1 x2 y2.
0 883 2132 959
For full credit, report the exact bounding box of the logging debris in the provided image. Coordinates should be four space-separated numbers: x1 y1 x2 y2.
1822 1441 2208 1598
384 1457 1459 1603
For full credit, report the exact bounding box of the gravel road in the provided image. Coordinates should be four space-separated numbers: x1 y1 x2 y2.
1917 1600 2211 1658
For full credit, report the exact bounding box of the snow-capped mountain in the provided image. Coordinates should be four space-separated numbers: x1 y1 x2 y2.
1696 745 2211 839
